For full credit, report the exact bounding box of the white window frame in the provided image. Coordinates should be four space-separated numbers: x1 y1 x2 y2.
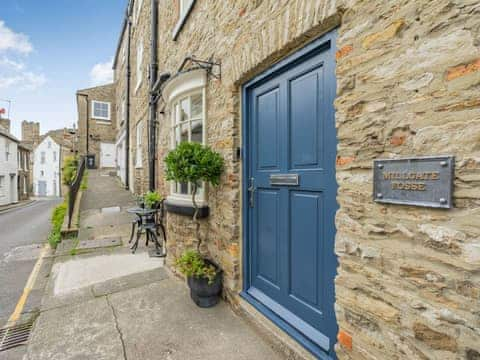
121 98 126 124
133 0 143 25
92 100 111 121
173 0 195 40
135 42 143 93
5 140 10 161
121 40 126 65
135 121 143 168
40 151 46 164
163 69 207 206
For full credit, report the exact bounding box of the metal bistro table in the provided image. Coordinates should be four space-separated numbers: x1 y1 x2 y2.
127 207 166 257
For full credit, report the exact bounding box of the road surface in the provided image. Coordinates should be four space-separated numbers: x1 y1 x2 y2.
0 199 61 327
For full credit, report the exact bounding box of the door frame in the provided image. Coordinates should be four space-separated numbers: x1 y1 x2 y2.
240 30 338 360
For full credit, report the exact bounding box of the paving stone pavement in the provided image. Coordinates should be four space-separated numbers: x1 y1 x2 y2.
24 169 284 360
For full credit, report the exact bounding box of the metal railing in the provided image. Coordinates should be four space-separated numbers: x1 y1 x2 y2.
68 156 86 228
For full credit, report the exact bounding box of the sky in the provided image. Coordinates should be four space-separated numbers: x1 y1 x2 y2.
0 0 127 138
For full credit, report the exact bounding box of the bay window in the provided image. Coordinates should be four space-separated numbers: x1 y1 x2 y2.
163 69 207 205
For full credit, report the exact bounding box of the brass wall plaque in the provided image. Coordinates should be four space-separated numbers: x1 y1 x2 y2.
373 156 454 208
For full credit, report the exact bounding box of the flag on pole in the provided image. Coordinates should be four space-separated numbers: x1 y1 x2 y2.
0 108 5 118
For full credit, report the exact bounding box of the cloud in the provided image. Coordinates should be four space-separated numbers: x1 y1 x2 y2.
0 20 45 91
0 20 33 54
89 59 114 86
0 56 24 70
0 71 46 90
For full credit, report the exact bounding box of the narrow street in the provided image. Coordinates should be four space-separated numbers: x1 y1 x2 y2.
0 199 60 327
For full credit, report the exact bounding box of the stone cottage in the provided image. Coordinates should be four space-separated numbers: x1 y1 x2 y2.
76 84 117 169
110 1 480 359
17 142 32 200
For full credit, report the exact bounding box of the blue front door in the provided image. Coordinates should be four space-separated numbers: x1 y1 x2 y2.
243 32 337 358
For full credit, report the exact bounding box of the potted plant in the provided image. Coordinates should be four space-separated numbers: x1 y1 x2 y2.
143 190 162 209
165 141 224 307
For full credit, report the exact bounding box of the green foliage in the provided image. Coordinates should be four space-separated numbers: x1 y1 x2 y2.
48 202 67 249
80 170 88 190
143 191 162 209
165 142 225 251
164 142 224 187
62 156 78 185
175 250 218 285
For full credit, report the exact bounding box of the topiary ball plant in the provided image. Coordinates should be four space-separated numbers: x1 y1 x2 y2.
164 141 224 250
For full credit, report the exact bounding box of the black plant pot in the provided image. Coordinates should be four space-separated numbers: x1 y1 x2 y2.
187 266 222 308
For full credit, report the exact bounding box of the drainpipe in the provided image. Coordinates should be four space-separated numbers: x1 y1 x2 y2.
125 8 132 190
148 0 158 191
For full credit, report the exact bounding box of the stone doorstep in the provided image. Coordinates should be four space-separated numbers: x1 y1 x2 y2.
235 298 316 360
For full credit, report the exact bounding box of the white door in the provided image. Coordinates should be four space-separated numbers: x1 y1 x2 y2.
100 143 115 168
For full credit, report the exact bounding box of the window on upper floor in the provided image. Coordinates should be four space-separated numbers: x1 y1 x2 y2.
0 176 4 196
173 0 195 40
135 42 143 92
133 0 144 25
48 141 51 148
40 151 45 164
135 120 143 168
5 140 10 161
53 151 57 162
121 98 126 124
40 170 44 177
92 101 111 121
17 151 20 168
121 41 126 65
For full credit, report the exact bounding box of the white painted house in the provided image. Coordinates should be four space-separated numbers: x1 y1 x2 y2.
33 136 61 197
0 130 19 206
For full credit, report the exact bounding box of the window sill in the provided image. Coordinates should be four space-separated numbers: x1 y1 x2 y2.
172 0 196 41
96 120 112 125
92 117 111 122
165 197 209 218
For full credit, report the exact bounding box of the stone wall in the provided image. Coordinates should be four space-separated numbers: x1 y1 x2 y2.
129 0 150 195
76 83 116 166
117 0 480 358
334 1 480 359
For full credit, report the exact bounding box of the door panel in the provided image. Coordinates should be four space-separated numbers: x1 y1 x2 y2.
246 34 337 357
290 70 320 168
290 191 322 309
255 189 280 288
256 88 280 170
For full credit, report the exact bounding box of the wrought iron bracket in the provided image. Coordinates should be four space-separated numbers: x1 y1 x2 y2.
178 55 221 80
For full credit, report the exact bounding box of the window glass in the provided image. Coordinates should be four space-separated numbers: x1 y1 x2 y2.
93 101 110 120
171 91 205 198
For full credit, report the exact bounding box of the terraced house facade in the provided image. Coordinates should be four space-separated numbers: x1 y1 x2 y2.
111 1 480 359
